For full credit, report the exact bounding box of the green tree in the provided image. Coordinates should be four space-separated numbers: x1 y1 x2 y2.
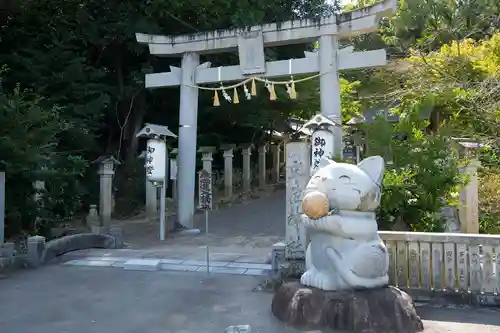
0 71 86 237
362 102 463 231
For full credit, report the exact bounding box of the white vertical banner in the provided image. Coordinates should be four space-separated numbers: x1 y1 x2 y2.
311 129 334 174
146 138 166 183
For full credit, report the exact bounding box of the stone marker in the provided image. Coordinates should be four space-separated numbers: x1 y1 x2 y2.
272 156 423 333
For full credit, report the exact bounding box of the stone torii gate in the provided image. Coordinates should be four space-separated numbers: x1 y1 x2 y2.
136 0 396 229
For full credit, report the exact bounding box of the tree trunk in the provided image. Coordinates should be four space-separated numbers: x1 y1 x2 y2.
124 92 146 165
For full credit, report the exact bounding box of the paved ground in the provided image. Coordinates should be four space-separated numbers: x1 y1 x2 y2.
61 250 271 275
117 189 285 259
2 265 500 333
3 187 499 332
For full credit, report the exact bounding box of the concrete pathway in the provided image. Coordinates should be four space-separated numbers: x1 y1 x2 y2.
2 265 500 333
117 189 286 258
62 252 271 276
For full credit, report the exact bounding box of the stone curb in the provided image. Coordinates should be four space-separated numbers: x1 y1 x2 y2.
0 242 18 273
0 228 124 272
62 256 272 276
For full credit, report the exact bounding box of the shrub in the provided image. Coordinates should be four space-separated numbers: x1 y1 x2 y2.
362 105 464 232
0 74 87 237
478 169 500 234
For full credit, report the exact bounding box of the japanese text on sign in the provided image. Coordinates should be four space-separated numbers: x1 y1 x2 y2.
198 170 212 210
312 136 326 170
145 145 156 177
310 130 334 174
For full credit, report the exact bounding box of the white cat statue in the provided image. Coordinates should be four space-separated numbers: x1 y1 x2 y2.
300 156 389 291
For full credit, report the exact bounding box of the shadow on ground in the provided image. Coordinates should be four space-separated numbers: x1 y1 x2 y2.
2 265 500 333
417 306 500 326
118 189 285 255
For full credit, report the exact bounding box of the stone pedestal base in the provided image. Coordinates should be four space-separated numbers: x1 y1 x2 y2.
272 282 423 333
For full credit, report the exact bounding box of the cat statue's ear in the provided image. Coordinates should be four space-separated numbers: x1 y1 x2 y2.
310 157 335 175
357 156 385 185
318 157 335 169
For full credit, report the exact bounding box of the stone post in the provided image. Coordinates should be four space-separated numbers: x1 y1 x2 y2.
197 147 216 174
86 204 99 228
239 144 253 192
258 144 268 188
32 178 46 232
459 160 480 234
221 144 236 199
170 149 179 201
319 35 343 157
352 131 364 164
93 156 120 231
145 169 158 218
27 235 46 268
285 138 310 259
271 144 281 183
197 146 215 203
454 138 481 234
33 180 45 201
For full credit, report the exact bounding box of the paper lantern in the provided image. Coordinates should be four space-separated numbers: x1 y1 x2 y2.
302 191 329 219
145 138 166 183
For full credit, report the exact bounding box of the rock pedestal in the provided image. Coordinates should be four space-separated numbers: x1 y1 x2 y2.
272 282 423 333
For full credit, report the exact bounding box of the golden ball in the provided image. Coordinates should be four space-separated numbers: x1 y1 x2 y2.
302 191 329 220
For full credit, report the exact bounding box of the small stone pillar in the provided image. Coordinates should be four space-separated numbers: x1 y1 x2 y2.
454 138 481 234
86 204 99 228
32 178 46 231
352 131 364 164
258 144 268 188
221 144 236 199
27 235 46 267
239 144 253 192
145 179 158 218
170 149 179 201
197 147 216 174
33 180 45 201
0 171 4 245
93 156 120 231
271 144 281 183
139 150 158 220
197 147 215 204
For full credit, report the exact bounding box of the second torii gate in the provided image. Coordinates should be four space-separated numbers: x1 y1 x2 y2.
136 0 396 229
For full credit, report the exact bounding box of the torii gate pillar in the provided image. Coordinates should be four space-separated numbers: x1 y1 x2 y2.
177 52 200 228
318 35 342 157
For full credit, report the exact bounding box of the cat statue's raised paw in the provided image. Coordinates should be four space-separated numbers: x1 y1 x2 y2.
300 156 389 291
